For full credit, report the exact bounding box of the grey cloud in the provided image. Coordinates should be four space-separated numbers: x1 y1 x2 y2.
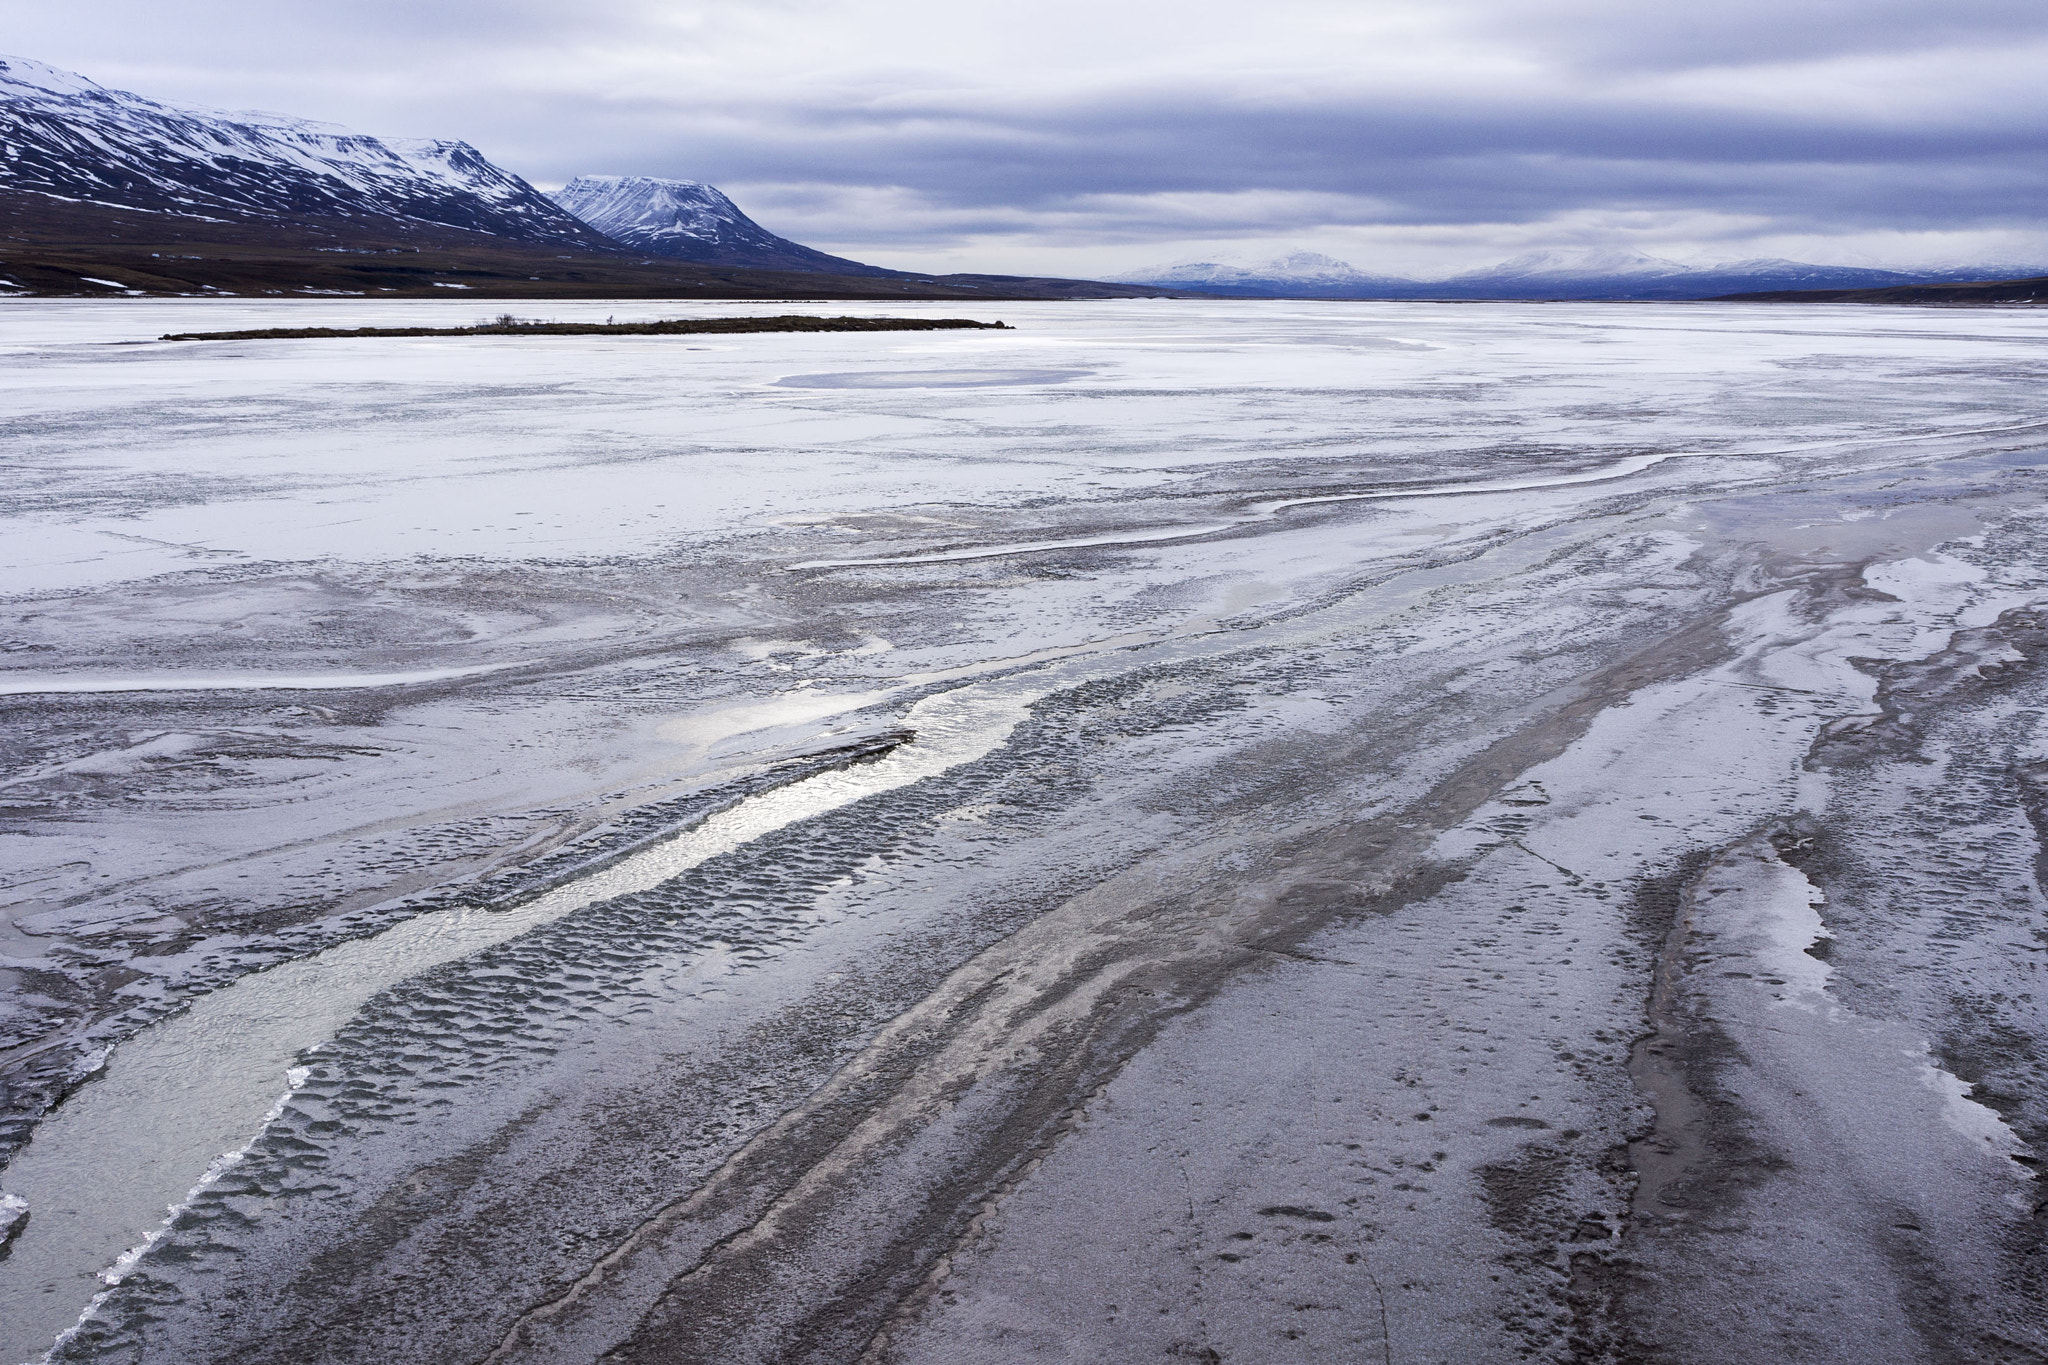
8 0 2046 264
457 83 2048 233
1484 0 2048 73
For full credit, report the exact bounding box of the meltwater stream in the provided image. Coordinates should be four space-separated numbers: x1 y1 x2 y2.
0 686 1035 1365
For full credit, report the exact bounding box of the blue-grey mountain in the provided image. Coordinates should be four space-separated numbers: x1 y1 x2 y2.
1115 247 2043 300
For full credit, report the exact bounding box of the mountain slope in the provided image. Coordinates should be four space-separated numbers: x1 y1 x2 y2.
0 53 610 249
553 176 897 276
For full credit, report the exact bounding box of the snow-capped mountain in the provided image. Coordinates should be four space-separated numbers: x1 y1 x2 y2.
0 53 607 247
553 176 896 276
1119 250 1417 296
1110 244 2029 300
1529 247 1708 277
1446 247 1697 284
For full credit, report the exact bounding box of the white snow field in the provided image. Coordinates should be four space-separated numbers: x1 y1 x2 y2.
2 297 2048 1365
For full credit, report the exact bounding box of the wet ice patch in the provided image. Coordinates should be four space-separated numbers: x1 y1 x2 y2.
771 368 1093 389
1909 1047 2033 1171
1703 843 1833 1003
655 686 896 762
1865 550 1987 606
1685 839 2035 1188
39 1064 319 1362
554 684 1033 906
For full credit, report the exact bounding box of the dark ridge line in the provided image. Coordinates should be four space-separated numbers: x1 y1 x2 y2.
1713 274 2048 305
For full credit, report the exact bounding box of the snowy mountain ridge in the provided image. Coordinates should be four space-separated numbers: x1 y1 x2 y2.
551 175 897 277
1452 247 1696 280
0 53 605 247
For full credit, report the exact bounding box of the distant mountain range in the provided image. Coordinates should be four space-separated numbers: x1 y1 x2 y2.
1123 251 1415 296
1114 247 2048 300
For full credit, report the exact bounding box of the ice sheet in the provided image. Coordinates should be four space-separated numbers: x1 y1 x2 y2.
8 298 2048 1365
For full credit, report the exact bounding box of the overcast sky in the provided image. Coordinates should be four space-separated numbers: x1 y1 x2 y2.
7 0 2047 276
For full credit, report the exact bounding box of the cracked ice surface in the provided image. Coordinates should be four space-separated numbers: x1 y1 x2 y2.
3 298 2048 1364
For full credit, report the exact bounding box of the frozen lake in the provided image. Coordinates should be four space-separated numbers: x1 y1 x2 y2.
3 297 2047 1363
